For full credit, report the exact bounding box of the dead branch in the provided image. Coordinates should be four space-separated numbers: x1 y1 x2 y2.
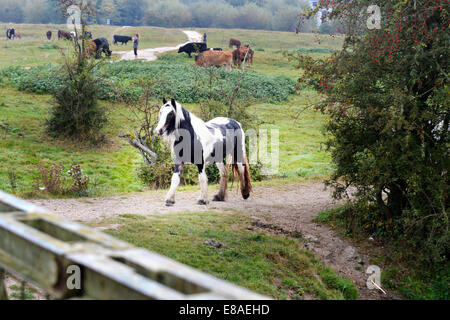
118 129 157 166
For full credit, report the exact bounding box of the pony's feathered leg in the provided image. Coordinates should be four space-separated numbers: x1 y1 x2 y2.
197 164 209 205
166 164 183 206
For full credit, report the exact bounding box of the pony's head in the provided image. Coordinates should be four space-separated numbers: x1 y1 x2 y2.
155 98 184 137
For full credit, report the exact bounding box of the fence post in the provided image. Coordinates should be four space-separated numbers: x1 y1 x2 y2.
0 268 7 300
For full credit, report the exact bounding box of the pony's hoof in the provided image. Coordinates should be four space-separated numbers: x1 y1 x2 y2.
212 195 225 202
197 200 208 206
242 193 250 200
165 200 175 207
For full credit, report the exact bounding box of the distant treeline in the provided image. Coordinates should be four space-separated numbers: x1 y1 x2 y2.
0 0 329 32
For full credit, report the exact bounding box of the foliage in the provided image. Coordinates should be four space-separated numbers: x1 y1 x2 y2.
315 205 450 300
295 0 449 264
5 0 312 32
2 60 296 104
46 0 108 143
35 162 90 196
46 59 107 142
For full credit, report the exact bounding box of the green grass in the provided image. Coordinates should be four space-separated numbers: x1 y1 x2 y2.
0 24 187 69
0 83 330 196
0 85 143 197
2 60 296 103
251 93 332 179
8 284 37 300
102 211 357 300
314 206 450 300
0 26 335 196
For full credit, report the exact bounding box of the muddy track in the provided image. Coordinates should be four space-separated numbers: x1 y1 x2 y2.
114 30 202 61
29 182 401 300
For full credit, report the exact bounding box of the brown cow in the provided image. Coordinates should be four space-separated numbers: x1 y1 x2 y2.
232 46 254 67
229 38 241 48
14 30 21 39
85 40 97 58
195 50 233 71
58 30 72 40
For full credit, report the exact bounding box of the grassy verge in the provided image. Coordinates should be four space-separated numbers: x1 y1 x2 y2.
314 206 449 300
100 210 357 300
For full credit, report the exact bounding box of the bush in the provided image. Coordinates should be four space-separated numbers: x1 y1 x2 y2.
296 0 449 264
46 58 107 143
2 59 296 104
35 162 90 196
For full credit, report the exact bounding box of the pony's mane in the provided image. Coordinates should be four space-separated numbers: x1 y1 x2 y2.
174 101 184 129
172 101 193 130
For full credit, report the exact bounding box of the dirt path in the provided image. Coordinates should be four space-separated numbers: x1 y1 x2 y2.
28 182 399 300
114 30 202 62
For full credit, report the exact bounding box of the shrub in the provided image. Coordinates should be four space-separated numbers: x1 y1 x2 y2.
35 162 90 196
137 162 174 189
46 58 107 143
296 0 449 264
2 59 296 104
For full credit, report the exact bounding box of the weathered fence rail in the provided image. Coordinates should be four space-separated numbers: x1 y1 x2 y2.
0 190 268 300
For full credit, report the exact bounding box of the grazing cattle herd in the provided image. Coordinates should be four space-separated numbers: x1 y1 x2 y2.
180 37 253 70
4 27 254 68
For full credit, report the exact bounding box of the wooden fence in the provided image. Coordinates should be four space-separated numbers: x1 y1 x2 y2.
0 190 268 300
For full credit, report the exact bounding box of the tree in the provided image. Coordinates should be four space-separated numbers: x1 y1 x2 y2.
47 0 107 143
295 0 448 262
0 0 25 23
114 0 146 25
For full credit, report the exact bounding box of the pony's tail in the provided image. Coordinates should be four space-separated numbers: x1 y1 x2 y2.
232 154 252 200
243 154 252 197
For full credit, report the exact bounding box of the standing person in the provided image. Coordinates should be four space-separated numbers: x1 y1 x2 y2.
203 33 207 43
133 34 140 60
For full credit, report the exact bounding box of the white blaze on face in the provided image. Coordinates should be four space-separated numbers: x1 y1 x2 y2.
155 103 173 135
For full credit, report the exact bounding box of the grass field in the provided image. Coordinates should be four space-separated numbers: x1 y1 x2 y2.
0 25 337 197
0 24 187 68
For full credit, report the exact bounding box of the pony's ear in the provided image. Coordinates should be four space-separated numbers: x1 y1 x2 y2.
162 98 167 105
171 99 177 109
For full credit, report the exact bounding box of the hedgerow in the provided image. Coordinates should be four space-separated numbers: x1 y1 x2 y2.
1 59 295 104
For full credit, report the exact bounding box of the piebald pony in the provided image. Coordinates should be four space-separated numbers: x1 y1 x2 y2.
155 99 252 206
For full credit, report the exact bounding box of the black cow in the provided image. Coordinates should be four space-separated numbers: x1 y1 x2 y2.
92 38 112 58
178 42 207 58
113 35 132 45
46 31 52 40
6 28 15 40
